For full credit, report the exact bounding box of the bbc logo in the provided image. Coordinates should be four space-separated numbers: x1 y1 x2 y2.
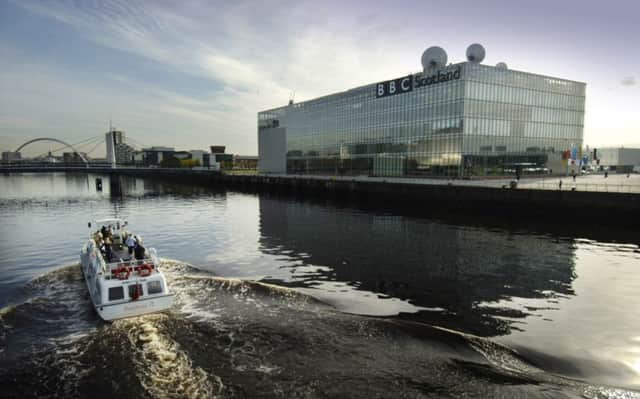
376 76 413 98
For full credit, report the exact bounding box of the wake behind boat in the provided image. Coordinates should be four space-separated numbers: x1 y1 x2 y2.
80 218 173 321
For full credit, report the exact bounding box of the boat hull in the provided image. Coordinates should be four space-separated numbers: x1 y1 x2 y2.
95 293 174 321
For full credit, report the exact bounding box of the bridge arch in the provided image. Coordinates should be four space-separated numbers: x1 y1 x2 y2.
14 138 89 165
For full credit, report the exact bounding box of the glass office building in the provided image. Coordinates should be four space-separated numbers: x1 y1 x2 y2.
258 61 585 177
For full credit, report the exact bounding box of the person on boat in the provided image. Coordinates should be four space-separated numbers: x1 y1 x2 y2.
104 236 113 262
95 232 104 254
125 233 136 256
103 225 113 242
134 236 146 260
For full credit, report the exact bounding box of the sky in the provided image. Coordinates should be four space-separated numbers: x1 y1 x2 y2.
0 0 638 158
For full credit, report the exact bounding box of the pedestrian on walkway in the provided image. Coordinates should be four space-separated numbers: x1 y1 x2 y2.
559 179 563 190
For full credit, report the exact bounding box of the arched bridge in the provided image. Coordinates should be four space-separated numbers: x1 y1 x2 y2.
14 137 89 165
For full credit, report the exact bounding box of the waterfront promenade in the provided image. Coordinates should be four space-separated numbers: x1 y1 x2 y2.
2 164 640 196
3 164 638 193
263 172 640 194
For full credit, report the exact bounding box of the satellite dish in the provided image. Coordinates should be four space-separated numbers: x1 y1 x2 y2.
466 43 486 63
496 62 508 69
421 46 447 70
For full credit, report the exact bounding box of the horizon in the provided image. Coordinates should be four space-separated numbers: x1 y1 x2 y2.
1 0 639 157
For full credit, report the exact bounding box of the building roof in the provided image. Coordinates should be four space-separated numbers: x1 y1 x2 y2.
259 61 586 114
143 146 175 152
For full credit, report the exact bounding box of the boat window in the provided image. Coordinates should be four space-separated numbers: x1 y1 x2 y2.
147 280 163 294
108 286 124 301
128 284 144 298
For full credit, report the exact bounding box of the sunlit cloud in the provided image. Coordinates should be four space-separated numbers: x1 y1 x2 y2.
3 0 416 155
1 0 640 154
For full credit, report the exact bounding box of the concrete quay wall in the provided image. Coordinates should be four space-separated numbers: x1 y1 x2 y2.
219 174 640 227
2 167 639 227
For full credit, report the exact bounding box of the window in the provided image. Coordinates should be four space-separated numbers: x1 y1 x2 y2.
147 280 163 294
108 286 124 301
128 284 144 298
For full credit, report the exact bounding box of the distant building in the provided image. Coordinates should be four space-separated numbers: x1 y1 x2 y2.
132 151 144 165
173 151 192 160
210 146 226 154
203 153 212 169
208 145 257 170
234 155 258 170
214 153 233 163
105 128 136 166
209 145 234 169
115 142 136 165
596 147 640 173
214 153 234 169
142 146 175 165
139 147 219 169
2 151 21 162
110 130 124 144
189 150 213 168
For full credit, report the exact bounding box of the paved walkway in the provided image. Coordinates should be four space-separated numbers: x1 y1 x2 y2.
267 172 640 194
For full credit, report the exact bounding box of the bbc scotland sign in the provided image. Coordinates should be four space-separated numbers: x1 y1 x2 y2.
376 76 413 98
376 67 461 98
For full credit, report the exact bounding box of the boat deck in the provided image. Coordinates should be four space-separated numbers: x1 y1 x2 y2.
108 245 136 263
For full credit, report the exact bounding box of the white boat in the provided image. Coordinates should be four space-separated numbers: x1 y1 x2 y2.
80 218 173 321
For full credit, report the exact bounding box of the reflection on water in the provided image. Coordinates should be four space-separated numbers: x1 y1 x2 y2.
259 197 576 337
1 172 640 393
0 172 218 200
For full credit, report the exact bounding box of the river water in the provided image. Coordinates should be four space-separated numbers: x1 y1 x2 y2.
0 172 639 398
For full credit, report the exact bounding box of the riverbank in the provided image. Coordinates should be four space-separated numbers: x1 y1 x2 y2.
2 167 639 227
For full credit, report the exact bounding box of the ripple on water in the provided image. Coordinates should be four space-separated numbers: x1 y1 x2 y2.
116 315 222 399
2 259 640 398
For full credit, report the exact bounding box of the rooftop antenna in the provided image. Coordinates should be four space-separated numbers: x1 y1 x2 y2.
288 91 296 106
466 43 486 63
421 46 448 74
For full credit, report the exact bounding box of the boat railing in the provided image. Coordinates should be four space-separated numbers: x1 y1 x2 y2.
104 258 156 279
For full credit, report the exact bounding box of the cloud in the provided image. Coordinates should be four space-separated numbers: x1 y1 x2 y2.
5 0 423 155
621 76 636 86
7 0 638 154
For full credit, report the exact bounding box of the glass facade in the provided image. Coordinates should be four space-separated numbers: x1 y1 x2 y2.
258 62 585 177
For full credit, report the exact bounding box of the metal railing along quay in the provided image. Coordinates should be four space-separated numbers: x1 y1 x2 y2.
3 163 639 194
518 178 640 193
263 173 640 194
